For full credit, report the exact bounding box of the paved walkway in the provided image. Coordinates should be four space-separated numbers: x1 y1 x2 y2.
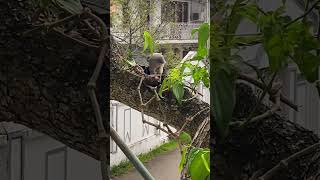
113 149 181 180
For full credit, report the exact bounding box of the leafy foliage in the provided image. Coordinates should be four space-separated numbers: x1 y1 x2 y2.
212 63 236 138
158 23 210 104
143 31 155 54
179 146 210 180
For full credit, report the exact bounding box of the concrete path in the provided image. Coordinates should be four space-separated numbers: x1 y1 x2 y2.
113 149 181 180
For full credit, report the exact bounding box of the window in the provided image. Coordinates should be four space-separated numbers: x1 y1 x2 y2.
161 1 189 23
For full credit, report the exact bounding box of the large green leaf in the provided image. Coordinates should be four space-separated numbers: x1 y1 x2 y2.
159 78 169 97
55 0 83 14
188 148 210 180
192 67 209 87
193 47 208 60
211 64 236 138
172 82 184 105
197 23 210 49
293 51 320 83
143 31 154 54
238 3 261 23
260 12 292 71
287 22 320 83
263 33 290 71
225 0 249 43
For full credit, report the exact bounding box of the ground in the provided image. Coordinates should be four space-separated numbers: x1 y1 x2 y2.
113 149 181 180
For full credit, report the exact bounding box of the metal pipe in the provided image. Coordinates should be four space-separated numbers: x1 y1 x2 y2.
110 127 155 180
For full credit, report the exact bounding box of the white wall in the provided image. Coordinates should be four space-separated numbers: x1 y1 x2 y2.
110 101 170 166
0 124 103 180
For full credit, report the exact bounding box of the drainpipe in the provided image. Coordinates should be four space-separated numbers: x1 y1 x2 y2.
110 128 155 180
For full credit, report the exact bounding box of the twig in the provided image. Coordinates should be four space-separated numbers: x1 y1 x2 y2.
285 0 320 27
137 77 145 105
153 88 161 101
244 72 277 123
176 107 210 136
259 142 320 180
163 123 184 153
83 9 108 41
23 13 82 36
142 119 170 135
83 19 101 38
222 33 262 36
182 94 199 102
53 29 99 49
237 73 298 111
87 42 109 180
249 169 265 180
85 9 110 180
184 84 204 97
249 82 281 124
317 9 320 56
240 60 267 85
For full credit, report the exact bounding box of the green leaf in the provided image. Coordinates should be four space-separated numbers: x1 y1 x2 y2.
188 148 210 180
211 64 236 138
260 12 292 71
191 28 199 38
293 51 320 83
238 3 261 23
201 152 210 172
263 33 289 71
159 78 169 97
286 22 320 83
197 23 210 49
172 82 184 105
55 0 83 14
193 47 208 60
226 0 249 40
192 67 209 86
143 31 154 54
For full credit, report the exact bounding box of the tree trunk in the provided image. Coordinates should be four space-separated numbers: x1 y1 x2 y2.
1 1 319 179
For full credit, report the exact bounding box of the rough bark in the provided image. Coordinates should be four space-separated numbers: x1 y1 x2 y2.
1 1 320 180
214 84 320 180
0 0 109 160
110 62 210 137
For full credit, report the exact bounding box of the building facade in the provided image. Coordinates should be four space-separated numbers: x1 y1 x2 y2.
1 0 320 180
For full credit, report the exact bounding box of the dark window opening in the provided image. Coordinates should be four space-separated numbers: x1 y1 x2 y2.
161 1 189 23
182 50 189 58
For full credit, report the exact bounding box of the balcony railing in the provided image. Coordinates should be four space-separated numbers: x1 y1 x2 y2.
160 22 202 40
111 22 204 44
